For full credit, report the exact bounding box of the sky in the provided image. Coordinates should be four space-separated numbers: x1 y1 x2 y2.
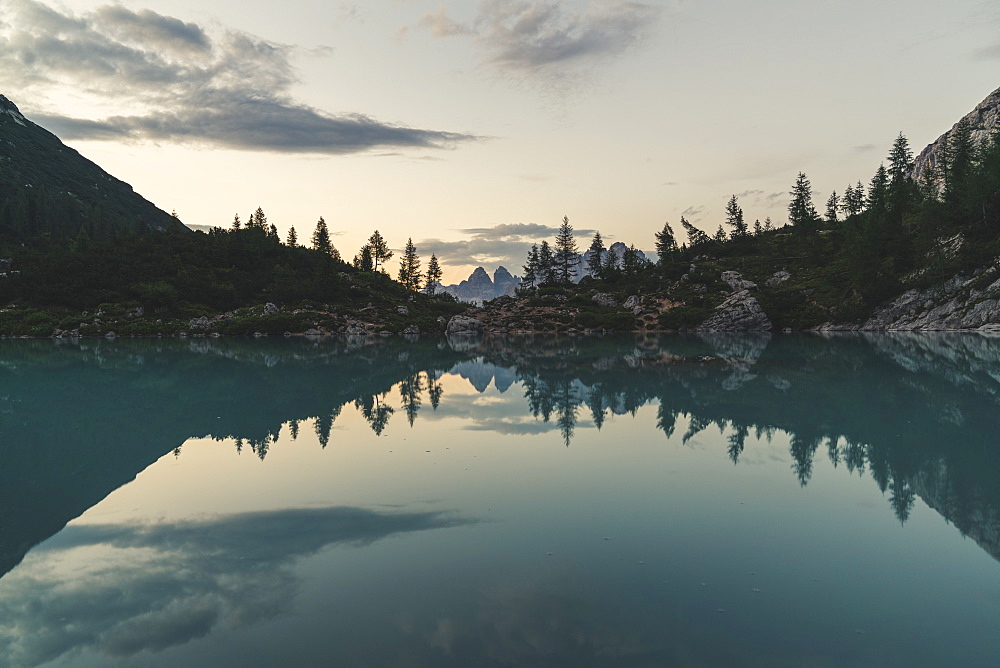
0 0 998 283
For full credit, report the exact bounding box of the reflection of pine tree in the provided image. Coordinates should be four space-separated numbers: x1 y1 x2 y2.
889 475 915 524
289 419 300 440
399 373 425 426
682 415 713 444
588 387 609 430
727 425 748 464
427 371 444 410
554 381 579 447
315 414 332 449
790 434 820 486
356 393 394 436
656 403 678 439
235 438 243 455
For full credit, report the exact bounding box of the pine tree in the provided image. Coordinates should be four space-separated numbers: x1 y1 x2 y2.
522 244 540 289
713 225 728 243
368 230 392 273
840 185 855 217
763 216 774 232
553 216 579 284
586 232 606 278
942 118 974 219
397 237 422 291
724 195 748 238
424 254 442 295
537 240 556 285
353 244 374 271
231 214 241 230
250 207 267 229
867 164 889 213
311 217 332 255
681 216 710 247
826 191 839 223
286 226 298 246
268 223 279 239
622 244 643 274
753 219 763 236
788 172 818 229
654 222 677 267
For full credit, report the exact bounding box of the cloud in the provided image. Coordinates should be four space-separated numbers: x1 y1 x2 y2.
972 43 1000 59
853 143 878 153
0 506 475 666
0 0 476 153
419 1 661 79
733 189 786 209
419 221 595 270
681 205 705 222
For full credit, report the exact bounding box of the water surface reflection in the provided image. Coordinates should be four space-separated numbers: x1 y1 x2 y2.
0 333 998 666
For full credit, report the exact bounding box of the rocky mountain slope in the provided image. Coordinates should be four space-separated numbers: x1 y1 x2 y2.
912 85 1000 184
441 266 520 303
0 94 184 239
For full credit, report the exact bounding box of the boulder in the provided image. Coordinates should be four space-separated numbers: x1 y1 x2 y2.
189 316 211 330
402 325 420 335
592 293 618 308
696 289 772 332
396 306 409 316
765 271 791 287
446 315 483 335
624 295 641 309
345 321 368 336
263 302 279 316
721 271 758 292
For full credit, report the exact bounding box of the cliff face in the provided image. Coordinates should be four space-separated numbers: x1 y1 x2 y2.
442 266 521 303
912 86 1000 184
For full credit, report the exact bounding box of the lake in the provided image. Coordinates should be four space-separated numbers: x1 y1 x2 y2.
0 333 998 667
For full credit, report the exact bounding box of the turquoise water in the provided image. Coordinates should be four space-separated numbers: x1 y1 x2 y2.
0 333 998 666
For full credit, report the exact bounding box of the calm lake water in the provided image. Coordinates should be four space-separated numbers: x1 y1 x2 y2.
1 333 998 667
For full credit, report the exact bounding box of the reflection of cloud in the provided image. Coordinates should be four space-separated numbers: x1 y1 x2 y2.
0 506 474 666
407 569 661 664
972 43 1000 59
0 1 475 153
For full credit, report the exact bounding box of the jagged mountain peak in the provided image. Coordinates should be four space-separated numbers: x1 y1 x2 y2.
0 94 27 126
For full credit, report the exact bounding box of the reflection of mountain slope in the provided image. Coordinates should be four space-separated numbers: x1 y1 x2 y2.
1 332 999 581
0 338 467 581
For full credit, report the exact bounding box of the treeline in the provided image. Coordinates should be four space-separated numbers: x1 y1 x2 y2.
515 125 1000 307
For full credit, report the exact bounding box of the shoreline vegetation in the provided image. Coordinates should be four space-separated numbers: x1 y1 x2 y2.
2 95 999 336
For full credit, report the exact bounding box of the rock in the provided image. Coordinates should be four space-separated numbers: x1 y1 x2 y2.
104 331 117 339
632 307 644 316
624 295 641 309
721 271 758 292
690 283 708 295
396 306 409 316
189 316 211 330
127 306 144 319
765 271 791 287
446 315 483 335
913 86 1000 191
862 264 1000 330
263 302 279 316
696 289 773 332
593 293 619 308
345 321 368 336
304 328 323 336
402 325 420 335
436 316 447 329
